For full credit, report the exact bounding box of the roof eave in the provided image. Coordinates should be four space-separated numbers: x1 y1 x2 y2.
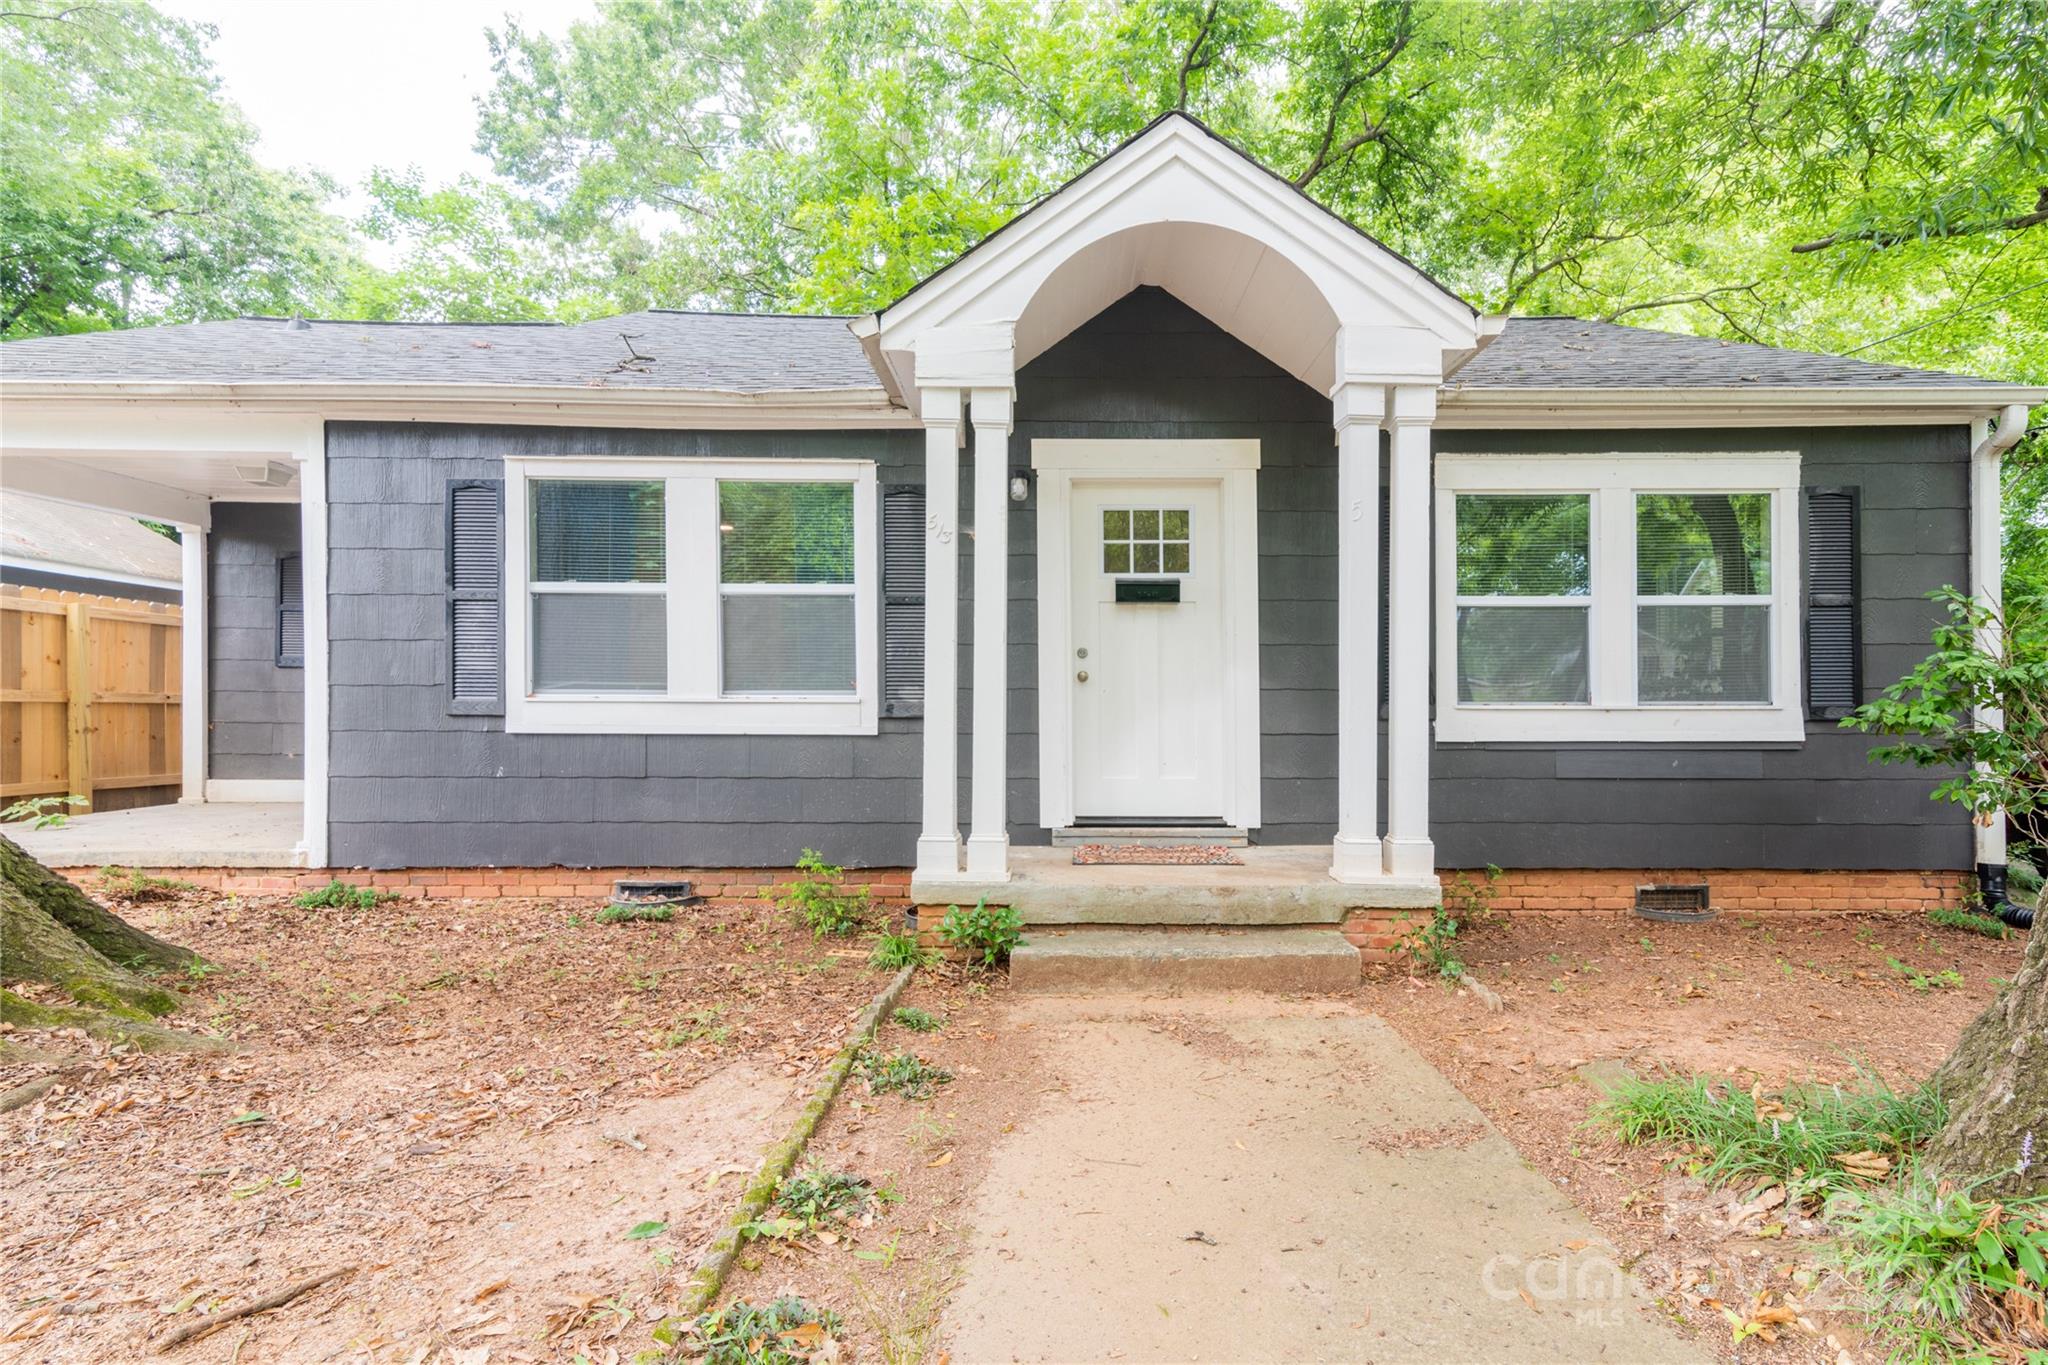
1437 384 2048 429
0 379 918 430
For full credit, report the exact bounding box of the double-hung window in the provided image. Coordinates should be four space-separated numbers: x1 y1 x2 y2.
1435 453 1802 743
505 457 877 735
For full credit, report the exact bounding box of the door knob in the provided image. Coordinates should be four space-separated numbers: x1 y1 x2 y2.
1076 670 1089 682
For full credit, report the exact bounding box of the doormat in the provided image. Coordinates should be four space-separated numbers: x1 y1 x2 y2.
1071 844 1244 866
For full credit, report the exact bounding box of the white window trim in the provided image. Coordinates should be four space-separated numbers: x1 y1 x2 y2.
504 455 879 736
1434 452 1803 744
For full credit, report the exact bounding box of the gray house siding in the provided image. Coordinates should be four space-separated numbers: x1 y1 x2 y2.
324 423 924 869
1430 425 1974 870
208 502 303 780
321 289 1972 872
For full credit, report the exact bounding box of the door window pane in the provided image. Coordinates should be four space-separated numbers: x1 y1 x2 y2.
1102 506 1192 576
722 596 856 694
1455 606 1591 704
1637 494 1771 595
720 482 854 585
1454 494 1590 597
532 594 666 692
1638 604 1770 703
532 480 665 582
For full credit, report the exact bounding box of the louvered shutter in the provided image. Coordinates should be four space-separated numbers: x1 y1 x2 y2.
276 553 304 668
448 479 505 715
882 486 926 717
1803 487 1860 720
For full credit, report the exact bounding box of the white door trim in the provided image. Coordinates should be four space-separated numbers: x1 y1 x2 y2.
1033 440 1261 831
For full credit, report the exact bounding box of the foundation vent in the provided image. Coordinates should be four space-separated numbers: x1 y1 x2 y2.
1634 883 1714 923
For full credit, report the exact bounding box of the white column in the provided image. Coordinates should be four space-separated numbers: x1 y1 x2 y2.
296 429 330 867
1382 384 1436 878
916 388 966 880
1969 408 2026 869
1330 382 1384 882
179 525 208 804
965 386 1014 881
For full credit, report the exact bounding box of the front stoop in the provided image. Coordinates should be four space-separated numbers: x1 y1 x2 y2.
1010 928 1362 994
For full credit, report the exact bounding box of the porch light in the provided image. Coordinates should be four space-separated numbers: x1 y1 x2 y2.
233 460 297 488
1009 470 1030 503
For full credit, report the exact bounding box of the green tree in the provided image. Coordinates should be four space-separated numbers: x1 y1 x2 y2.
0 1 358 336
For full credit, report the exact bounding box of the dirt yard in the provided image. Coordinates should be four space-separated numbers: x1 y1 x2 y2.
4 883 2026 1364
0 874 904 1362
1358 908 2029 1364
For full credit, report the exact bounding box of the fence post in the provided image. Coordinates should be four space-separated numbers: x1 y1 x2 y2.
64 601 93 812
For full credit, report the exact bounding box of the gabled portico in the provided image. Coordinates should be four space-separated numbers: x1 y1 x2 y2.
865 114 1492 906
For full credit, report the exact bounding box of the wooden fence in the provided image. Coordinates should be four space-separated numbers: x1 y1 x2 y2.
1 586 182 813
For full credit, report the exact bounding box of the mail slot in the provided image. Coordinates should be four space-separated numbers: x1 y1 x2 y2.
1114 578 1180 603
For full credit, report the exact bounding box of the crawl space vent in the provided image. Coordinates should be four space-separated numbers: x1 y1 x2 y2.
1634 883 1714 923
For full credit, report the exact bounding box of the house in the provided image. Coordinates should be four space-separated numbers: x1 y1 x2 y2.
2 115 2040 952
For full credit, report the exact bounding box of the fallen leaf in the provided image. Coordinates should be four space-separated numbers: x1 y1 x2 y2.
1836 1150 1892 1181
625 1220 668 1240
926 1151 953 1168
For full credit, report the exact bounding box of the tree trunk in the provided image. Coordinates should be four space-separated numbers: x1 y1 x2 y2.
0 833 220 1052
1924 926 2046 1197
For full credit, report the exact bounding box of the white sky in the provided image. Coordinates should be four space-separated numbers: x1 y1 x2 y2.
159 0 598 214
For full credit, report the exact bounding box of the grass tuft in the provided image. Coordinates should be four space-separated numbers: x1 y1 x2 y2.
1589 1070 1943 1199
868 932 933 969
1925 904 2009 939
596 901 675 923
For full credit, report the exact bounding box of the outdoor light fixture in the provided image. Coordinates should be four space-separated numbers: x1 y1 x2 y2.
233 460 297 488
1010 470 1031 503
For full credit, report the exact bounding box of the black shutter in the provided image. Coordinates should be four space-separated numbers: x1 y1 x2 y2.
882 485 926 717
1378 481 1391 712
276 553 304 668
1804 486 1860 720
448 479 504 715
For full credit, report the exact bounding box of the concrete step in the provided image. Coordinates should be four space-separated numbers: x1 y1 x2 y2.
1010 927 1360 994
1051 825 1248 848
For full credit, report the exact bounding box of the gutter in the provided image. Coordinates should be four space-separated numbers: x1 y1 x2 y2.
1972 403 2034 929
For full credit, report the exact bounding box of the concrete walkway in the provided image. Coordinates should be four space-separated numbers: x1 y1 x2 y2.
10 800 303 867
943 997 1702 1364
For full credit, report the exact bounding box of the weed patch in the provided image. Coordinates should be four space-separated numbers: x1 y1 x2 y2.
891 1005 942 1032
292 880 392 911
783 850 873 937
938 898 1023 968
596 901 675 924
678 1296 842 1364
868 932 932 969
859 1050 951 1100
1925 905 2009 939
97 866 199 901
1590 1071 1942 1201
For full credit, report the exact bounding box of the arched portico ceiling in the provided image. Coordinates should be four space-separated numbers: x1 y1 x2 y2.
856 113 1487 410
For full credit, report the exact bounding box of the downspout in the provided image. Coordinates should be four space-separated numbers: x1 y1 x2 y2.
1972 403 2032 927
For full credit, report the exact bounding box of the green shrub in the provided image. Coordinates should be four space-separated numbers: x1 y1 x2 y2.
859 1050 951 1100
782 850 872 937
868 932 933 969
1830 1169 2048 1361
292 879 391 911
938 897 1023 968
1589 1071 1943 1200
1397 866 1500 979
891 1005 942 1032
595 901 675 923
1925 905 2009 939
686 1296 842 1364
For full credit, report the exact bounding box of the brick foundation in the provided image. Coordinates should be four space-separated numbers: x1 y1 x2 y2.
1342 867 1974 963
55 865 913 907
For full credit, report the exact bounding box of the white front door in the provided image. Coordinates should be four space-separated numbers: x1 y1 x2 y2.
1070 479 1229 819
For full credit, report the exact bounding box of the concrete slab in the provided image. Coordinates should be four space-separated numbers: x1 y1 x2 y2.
1012 927 1361 993
914 845 1442 925
942 996 1703 1364
11 801 304 868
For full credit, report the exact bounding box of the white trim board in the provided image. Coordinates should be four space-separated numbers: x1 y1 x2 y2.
502 455 880 736
1433 450 1804 744
205 779 305 802
1034 439 1262 830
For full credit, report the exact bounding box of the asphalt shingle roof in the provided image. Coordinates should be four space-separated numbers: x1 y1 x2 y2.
1451 316 2009 390
0 308 2024 395
0 310 880 392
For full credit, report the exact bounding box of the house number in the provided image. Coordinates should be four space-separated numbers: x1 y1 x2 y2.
926 511 953 545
